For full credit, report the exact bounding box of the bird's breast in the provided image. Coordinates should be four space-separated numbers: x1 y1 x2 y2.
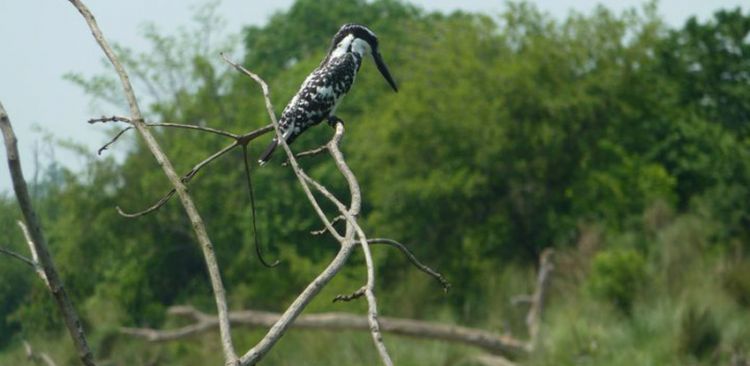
277 53 361 136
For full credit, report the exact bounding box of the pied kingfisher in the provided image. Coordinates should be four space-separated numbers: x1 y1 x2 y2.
258 24 398 165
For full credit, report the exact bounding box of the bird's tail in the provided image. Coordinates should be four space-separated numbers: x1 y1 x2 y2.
258 138 278 166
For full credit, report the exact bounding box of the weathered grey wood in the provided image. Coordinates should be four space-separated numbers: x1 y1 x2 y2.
1 101 96 366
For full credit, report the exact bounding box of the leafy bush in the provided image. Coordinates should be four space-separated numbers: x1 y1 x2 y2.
587 249 647 313
722 261 750 308
678 306 721 360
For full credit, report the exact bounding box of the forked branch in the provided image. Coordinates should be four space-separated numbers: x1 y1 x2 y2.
65 1 448 364
23 341 59 366
1 101 96 366
66 1 238 363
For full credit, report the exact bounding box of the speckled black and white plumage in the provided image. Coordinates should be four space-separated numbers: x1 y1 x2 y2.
258 24 398 165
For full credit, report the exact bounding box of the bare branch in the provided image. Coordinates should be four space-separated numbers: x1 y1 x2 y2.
67 1 237 363
24 341 59 366
18 221 50 288
113 124 273 218
116 141 237 218
88 115 130 124
239 244 357 364
297 122 393 365
184 141 239 181
236 124 274 145
311 215 344 235
281 144 329 166
98 126 132 155
1 100 96 365
333 286 366 303
116 189 176 218
100 118 242 139
223 54 384 365
367 238 450 292
525 248 554 350
89 114 269 141
122 305 528 357
146 122 240 139
0 246 36 268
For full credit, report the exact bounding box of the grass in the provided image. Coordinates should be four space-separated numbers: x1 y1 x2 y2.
2 212 749 365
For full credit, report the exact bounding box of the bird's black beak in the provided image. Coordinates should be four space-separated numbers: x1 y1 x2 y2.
373 50 398 92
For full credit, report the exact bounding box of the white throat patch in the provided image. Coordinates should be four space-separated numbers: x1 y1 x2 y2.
330 34 371 59
350 38 371 57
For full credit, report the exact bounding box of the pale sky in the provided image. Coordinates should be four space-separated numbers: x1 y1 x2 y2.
0 0 746 193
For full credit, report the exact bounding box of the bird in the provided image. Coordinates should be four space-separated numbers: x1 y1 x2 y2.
257 23 398 165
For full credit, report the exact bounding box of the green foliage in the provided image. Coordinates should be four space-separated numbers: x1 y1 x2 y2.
2 0 750 364
722 260 750 308
587 249 647 313
678 307 721 360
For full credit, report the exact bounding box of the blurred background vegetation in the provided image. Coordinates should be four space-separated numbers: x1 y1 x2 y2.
2 0 750 364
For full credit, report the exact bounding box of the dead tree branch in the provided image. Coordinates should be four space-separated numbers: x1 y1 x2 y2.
0 246 36 269
17 221 51 288
367 238 450 292
122 249 554 361
63 2 445 364
89 113 274 217
246 59 390 362
66 1 238 363
121 305 528 357
524 248 554 350
23 341 59 366
1 101 96 366
333 287 366 303
113 124 273 217
222 54 376 364
221 53 451 365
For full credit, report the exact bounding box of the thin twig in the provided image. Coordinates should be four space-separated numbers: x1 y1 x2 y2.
333 286 366 303
116 142 238 218
184 141 239 181
88 115 130 124
67 1 238 363
241 144 279 268
0 247 36 268
98 126 132 155
116 189 177 218
90 115 241 139
282 144 329 166
113 123 273 218
368 238 451 292
1 100 96 366
311 215 344 235
146 122 240 139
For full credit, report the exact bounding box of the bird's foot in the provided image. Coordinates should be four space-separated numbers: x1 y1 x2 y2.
327 115 344 128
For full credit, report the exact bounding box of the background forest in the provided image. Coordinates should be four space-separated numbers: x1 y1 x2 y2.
2 0 750 365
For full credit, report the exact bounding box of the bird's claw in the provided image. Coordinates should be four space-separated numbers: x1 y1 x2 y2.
327 115 344 128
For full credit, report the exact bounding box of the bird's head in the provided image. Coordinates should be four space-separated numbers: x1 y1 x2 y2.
327 24 398 92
